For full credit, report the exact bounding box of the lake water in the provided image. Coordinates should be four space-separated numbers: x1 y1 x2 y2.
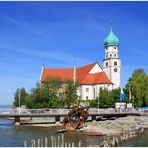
0 105 148 147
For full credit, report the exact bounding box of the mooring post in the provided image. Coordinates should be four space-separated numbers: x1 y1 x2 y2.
65 142 67 147
61 134 64 147
31 139 35 147
54 136 56 147
68 142 71 147
51 136 54 147
24 140 27 147
45 137 48 147
72 142 74 147
40 138 43 147
57 135 60 147
37 138 40 147
78 140 81 147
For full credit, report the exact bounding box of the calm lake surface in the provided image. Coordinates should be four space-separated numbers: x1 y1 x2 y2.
0 105 148 147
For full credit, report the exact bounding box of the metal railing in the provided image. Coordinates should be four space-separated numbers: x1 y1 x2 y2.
0 108 144 116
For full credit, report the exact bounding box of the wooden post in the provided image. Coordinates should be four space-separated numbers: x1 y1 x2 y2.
72 142 74 147
61 134 64 147
54 136 56 147
24 140 27 147
45 137 48 147
40 138 43 147
31 139 35 147
65 142 67 147
57 135 60 147
68 142 71 147
51 136 54 147
37 138 40 147
78 140 81 147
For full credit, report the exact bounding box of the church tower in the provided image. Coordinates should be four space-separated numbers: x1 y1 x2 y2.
103 27 121 89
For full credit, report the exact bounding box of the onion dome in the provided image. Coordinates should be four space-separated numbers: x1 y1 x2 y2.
104 28 119 48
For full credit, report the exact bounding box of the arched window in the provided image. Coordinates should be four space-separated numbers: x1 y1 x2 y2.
106 62 108 67
114 61 117 66
114 54 116 57
110 54 112 57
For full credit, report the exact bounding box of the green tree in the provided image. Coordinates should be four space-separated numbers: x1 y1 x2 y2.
13 87 27 107
89 100 97 108
28 78 64 108
64 80 78 108
125 68 148 107
24 78 78 109
98 89 114 108
112 88 121 104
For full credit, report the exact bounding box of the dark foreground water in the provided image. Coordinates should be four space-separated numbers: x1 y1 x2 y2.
0 105 148 147
0 119 105 147
119 131 148 147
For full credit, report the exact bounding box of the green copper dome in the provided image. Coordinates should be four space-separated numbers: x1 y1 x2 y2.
104 28 119 48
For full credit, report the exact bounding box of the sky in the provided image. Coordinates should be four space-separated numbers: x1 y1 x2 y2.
0 1 148 105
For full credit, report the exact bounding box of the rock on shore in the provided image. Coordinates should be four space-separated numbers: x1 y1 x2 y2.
79 115 148 146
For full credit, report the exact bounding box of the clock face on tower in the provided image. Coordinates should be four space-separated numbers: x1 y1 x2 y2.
114 68 118 72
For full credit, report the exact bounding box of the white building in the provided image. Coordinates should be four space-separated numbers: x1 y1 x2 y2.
40 27 121 100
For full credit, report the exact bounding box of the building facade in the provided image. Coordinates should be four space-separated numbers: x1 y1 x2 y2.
40 28 121 100
103 28 121 89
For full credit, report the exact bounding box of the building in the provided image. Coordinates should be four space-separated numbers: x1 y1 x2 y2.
40 27 121 100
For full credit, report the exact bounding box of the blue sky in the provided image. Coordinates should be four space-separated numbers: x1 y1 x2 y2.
0 1 148 105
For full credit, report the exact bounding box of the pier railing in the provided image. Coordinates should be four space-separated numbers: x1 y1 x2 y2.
1 108 143 115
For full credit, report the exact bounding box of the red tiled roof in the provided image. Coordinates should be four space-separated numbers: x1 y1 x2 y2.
41 62 112 85
41 68 73 81
81 72 112 84
76 63 96 83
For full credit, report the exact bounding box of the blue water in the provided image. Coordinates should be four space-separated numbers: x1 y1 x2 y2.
0 105 148 147
0 105 104 147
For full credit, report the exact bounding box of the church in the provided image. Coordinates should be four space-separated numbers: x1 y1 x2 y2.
40 27 121 100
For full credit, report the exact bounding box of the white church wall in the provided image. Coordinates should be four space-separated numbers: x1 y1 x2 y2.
103 67 111 80
81 85 94 100
111 67 121 89
89 63 102 74
105 46 119 59
78 84 113 100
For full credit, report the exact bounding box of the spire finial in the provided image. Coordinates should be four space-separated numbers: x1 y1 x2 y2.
110 21 112 32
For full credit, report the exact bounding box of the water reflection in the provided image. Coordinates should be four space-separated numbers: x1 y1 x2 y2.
0 119 104 147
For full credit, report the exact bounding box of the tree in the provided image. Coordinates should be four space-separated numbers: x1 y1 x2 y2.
64 80 78 108
23 78 78 109
27 78 64 108
98 89 114 108
13 87 27 107
111 88 121 104
125 68 148 107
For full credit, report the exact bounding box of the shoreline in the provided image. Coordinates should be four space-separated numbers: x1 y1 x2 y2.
80 115 148 146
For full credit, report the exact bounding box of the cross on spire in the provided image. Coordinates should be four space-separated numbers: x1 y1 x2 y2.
110 21 112 31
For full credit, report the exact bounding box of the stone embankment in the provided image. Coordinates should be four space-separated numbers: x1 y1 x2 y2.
80 116 148 147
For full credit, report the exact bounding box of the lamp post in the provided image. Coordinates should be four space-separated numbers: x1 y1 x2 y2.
129 83 131 103
19 92 20 108
18 92 21 114
98 97 99 114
